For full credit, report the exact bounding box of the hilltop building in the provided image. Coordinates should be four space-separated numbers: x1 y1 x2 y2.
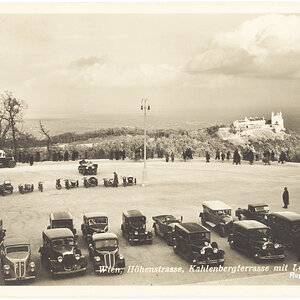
233 112 285 133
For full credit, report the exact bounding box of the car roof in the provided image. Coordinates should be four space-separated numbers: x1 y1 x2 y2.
248 203 269 207
123 210 144 218
92 232 118 241
271 211 300 222
44 228 74 239
202 201 231 210
176 222 209 234
152 214 176 220
234 220 269 230
84 212 107 219
3 237 30 248
50 212 73 220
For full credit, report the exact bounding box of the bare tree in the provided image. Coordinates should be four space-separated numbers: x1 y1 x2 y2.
39 120 51 160
0 102 10 148
1 92 26 157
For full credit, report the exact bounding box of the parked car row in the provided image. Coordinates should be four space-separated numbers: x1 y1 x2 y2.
0 181 44 196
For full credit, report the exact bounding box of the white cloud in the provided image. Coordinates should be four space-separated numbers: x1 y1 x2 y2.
185 15 300 79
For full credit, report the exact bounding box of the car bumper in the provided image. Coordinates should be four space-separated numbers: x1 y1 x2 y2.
4 275 35 282
259 254 285 261
196 258 224 266
130 235 152 243
54 267 86 275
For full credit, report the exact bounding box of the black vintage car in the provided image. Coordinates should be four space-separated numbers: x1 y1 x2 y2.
235 203 270 222
1 237 36 283
0 181 13 196
18 183 34 194
122 176 137 187
0 219 6 244
88 232 125 274
81 212 108 243
78 160 98 175
228 220 285 263
152 215 183 246
264 211 300 261
121 210 152 246
173 222 225 267
200 201 233 237
83 176 98 188
47 212 77 237
39 228 87 278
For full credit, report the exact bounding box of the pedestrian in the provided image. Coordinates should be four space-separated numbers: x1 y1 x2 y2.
171 152 174 163
29 154 34 166
226 151 230 160
249 150 254 165
205 151 210 163
215 149 220 160
283 187 289 208
165 153 169 163
221 152 225 162
113 171 119 187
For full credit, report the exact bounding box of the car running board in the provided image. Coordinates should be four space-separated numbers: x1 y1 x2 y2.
205 221 216 228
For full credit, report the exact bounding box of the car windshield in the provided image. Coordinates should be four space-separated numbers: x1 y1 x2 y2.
189 232 210 242
164 216 178 222
250 228 271 240
4 181 10 185
52 220 73 228
51 238 74 248
6 245 29 254
95 239 118 250
255 206 269 212
88 217 107 225
217 210 231 215
129 216 145 225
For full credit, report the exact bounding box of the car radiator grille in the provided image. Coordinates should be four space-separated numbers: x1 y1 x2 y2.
15 261 25 279
104 253 115 269
63 254 74 270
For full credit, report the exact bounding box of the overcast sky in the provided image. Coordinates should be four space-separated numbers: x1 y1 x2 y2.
1 13 300 119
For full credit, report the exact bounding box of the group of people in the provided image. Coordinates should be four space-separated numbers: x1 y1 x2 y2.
165 152 175 163
182 148 193 161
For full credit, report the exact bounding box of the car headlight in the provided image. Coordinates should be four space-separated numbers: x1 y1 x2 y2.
94 256 100 262
192 259 196 263
57 256 63 263
213 248 218 254
262 244 267 250
200 249 205 255
274 243 280 249
119 255 124 260
4 265 10 271
204 242 208 246
135 231 138 235
29 262 35 268
75 254 81 260
145 231 148 234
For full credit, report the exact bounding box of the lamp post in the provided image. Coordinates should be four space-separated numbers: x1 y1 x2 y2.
141 98 150 186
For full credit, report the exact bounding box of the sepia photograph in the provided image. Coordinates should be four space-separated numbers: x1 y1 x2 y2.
0 1 300 297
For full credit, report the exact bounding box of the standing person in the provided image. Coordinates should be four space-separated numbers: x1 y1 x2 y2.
226 151 230 160
205 151 210 163
165 153 169 163
215 149 220 160
283 187 289 208
113 172 119 187
249 150 254 165
221 152 225 162
171 152 174 163
29 154 34 166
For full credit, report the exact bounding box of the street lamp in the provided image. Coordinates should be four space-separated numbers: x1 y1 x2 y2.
141 98 150 186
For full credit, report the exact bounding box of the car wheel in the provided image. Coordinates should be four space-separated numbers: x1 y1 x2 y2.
130 240 134 246
218 226 225 238
253 253 261 264
173 245 178 255
229 240 235 249
211 242 218 249
148 239 153 245
51 270 57 279
166 236 173 246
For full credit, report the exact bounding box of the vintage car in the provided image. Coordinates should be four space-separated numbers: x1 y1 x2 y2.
65 179 79 189
81 212 108 243
47 212 77 237
228 220 285 263
1 237 36 283
0 180 13 196
83 176 98 188
152 215 183 246
88 232 125 274
199 201 233 237
264 211 300 261
122 176 137 187
173 222 225 267
39 228 87 278
78 160 98 175
235 203 270 222
103 177 115 187
18 183 34 194
0 219 6 244
121 210 152 245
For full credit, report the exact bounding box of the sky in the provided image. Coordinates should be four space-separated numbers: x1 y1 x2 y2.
0 13 300 122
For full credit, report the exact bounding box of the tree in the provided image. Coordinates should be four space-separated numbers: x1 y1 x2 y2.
39 120 52 160
2 92 26 157
0 101 10 148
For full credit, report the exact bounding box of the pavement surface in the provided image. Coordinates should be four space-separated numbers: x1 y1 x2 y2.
0 158 300 286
